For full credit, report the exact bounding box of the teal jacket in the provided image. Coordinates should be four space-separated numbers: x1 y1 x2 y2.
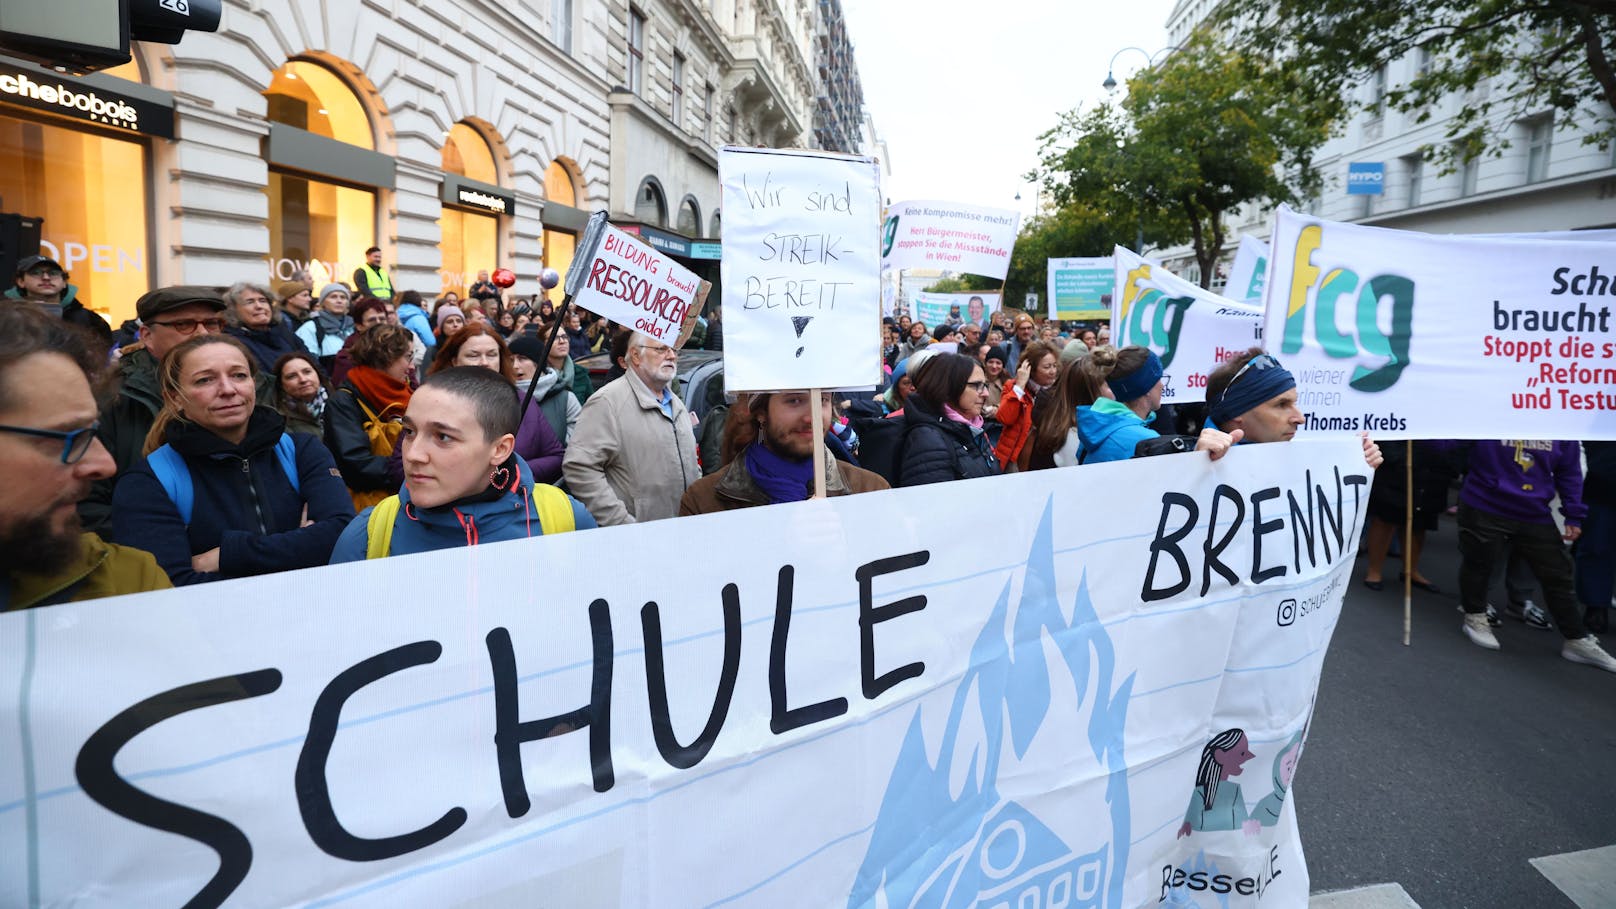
1075 397 1158 465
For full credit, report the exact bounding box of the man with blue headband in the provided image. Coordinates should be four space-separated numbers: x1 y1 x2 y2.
1205 348 1383 468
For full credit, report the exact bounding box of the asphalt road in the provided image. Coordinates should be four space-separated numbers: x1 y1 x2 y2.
1298 536 1616 908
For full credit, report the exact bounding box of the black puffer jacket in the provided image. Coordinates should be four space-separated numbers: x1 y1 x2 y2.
895 397 1000 487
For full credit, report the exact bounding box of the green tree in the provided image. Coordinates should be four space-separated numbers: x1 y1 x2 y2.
920 276 969 294
1036 34 1335 287
1214 0 1616 170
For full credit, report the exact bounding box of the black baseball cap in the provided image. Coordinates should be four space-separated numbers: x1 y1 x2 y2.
14 255 64 278
135 286 228 323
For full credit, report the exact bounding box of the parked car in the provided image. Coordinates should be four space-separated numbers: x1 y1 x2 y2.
575 349 726 422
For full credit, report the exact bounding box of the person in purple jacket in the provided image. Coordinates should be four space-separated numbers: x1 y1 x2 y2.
1451 439 1616 672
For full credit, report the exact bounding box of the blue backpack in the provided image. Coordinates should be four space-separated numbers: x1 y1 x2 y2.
148 434 300 525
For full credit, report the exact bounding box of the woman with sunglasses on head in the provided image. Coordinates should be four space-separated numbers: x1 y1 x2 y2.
110 335 355 586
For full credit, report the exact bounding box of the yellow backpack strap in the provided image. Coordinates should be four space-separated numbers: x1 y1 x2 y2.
365 496 403 559
530 484 575 535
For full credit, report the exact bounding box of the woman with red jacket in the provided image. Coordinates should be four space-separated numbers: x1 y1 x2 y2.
992 341 1058 472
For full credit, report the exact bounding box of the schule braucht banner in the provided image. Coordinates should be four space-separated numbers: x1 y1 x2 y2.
3 439 1370 907
1262 205 1616 440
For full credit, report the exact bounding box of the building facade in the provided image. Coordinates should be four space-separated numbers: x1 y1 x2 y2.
1152 0 1616 288
1 0 865 327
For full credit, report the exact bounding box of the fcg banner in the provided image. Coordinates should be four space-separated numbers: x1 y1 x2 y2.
2 440 1369 907
1113 247 1264 405
1263 206 1616 439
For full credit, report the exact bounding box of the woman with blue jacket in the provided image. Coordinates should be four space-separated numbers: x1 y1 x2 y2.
1075 346 1167 464
295 283 356 374
111 335 356 586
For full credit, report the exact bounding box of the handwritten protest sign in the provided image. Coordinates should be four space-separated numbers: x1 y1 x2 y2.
1048 256 1115 320
912 291 1000 330
1112 247 1264 404
721 147 882 390
1263 205 1616 439
1 439 1365 907
567 221 702 347
881 200 1019 279
1227 235 1270 305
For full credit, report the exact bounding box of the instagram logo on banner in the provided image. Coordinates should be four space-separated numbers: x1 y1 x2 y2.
1276 599 1298 627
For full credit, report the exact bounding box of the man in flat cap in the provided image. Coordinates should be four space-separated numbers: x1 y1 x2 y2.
79 286 229 535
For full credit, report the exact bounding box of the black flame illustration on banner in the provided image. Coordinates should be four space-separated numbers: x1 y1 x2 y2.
792 316 813 357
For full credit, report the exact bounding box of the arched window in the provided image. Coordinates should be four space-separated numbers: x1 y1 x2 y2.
634 177 667 227
543 159 582 285
710 210 722 238
264 60 374 149
261 60 382 289
676 196 701 236
442 122 498 183
438 122 502 297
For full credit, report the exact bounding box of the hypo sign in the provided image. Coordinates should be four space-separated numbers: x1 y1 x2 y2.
721 146 882 391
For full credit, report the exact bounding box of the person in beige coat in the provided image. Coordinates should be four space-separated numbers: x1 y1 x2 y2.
562 332 700 525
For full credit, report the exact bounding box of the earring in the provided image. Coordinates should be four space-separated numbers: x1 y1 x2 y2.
489 465 512 489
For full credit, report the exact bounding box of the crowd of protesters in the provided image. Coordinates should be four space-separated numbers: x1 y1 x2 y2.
0 252 1611 674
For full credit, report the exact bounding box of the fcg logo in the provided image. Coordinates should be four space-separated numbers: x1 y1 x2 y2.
1118 264 1191 368
1280 224 1414 392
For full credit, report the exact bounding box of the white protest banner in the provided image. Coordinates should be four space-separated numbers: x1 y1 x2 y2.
1048 256 1116 320
1227 235 1270 305
1112 247 1265 404
881 200 1019 279
3 439 1367 908
721 146 882 390
1263 205 1616 439
912 290 1000 329
568 221 703 347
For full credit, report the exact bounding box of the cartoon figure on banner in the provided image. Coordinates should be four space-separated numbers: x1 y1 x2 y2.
1280 223 1415 392
1178 728 1263 838
1252 728 1307 827
849 502 1134 909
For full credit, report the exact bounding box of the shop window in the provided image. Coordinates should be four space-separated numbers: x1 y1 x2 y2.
710 210 721 238
635 177 667 227
440 206 499 298
676 196 700 236
266 172 375 288
0 115 150 326
264 60 374 149
545 159 577 207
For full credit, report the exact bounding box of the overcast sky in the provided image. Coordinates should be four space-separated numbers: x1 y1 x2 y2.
840 0 1178 223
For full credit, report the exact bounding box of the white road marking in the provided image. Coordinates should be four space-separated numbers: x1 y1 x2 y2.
1310 883 1421 908
1530 844 1616 909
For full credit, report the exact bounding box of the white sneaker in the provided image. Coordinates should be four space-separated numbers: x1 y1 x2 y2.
1562 636 1616 673
1462 613 1500 650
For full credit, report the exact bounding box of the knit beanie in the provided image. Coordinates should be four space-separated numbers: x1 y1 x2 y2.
276 280 312 301
435 304 465 328
317 283 348 303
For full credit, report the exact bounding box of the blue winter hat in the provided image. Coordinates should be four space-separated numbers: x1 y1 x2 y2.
1107 349 1164 403
1208 353 1296 427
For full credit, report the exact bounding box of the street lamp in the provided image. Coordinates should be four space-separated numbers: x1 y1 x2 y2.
1101 45 1181 91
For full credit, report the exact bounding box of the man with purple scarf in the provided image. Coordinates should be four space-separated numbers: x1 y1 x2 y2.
679 391 888 514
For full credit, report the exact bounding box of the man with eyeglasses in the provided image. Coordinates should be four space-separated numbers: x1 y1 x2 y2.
0 308 169 610
79 286 230 535
563 332 700 526
5 255 112 345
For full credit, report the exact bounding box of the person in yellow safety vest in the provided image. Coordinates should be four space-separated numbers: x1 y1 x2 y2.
352 246 394 301
329 366 595 561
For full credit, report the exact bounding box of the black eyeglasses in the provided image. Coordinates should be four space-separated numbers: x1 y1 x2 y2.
1218 354 1282 402
0 421 101 464
149 317 226 335
25 268 65 279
